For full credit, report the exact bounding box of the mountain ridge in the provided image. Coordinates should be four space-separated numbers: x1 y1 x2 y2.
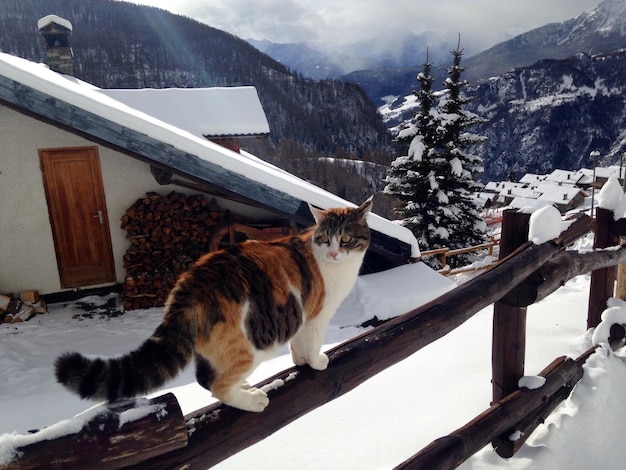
342 0 626 104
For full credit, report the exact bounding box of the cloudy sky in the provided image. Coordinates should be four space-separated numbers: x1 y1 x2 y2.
124 0 601 53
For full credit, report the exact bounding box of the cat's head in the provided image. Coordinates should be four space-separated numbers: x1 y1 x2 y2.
308 197 372 263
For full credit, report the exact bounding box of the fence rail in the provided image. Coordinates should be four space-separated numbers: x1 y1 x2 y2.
421 238 499 275
7 209 626 469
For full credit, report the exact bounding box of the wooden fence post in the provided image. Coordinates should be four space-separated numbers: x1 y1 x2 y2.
615 237 626 300
491 209 530 456
587 207 618 328
492 209 530 405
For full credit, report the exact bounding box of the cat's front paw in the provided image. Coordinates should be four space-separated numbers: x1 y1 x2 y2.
308 353 329 371
225 387 269 412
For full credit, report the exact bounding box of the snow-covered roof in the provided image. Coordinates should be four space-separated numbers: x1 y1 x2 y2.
498 186 541 199
546 169 583 185
485 181 525 193
580 165 625 181
0 52 419 258
99 87 270 138
534 182 587 203
37 14 73 31
508 197 553 211
519 173 546 184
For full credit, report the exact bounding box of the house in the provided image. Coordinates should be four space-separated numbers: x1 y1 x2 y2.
579 165 625 188
99 87 270 153
544 169 586 187
0 17 419 301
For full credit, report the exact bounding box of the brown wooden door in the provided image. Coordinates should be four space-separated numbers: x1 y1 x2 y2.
40 147 116 288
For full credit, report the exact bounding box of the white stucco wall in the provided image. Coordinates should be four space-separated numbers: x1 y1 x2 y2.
0 104 165 294
0 104 272 296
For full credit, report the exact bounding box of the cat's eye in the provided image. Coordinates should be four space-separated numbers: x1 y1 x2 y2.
319 234 330 244
340 234 353 244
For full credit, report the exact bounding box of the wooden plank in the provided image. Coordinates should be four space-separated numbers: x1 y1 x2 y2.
492 209 530 404
133 215 592 470
501 246 626 308
393 347 597 469
4 393 187 470
588 207 619 328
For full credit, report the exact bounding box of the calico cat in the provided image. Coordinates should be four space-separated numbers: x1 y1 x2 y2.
55 197 372 412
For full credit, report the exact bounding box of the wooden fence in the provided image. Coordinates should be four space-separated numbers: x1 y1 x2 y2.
421 237 499 275
5 209 626 470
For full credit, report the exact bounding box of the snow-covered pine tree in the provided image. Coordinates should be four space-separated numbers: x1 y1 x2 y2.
383 52 448 260
384 42 487 268
437 43 487 261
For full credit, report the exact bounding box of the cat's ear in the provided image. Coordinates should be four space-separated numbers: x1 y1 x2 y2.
308 203 326 224
356 196 374 220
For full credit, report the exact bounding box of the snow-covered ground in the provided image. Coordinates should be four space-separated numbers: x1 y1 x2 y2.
2 234 626 469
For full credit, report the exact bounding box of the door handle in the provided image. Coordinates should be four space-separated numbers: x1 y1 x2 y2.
92 210 104 225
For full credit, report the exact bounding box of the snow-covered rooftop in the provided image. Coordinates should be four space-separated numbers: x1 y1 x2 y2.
99 87 270 138
534 182 587 203
37 14 73 32
546 169 583 185
508 197 553 211
485 181 526 193
519 173 546 184
498 186 541 199
580 165 625 180
0 52 419 258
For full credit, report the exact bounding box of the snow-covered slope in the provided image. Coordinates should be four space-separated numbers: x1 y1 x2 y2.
2 247 626 469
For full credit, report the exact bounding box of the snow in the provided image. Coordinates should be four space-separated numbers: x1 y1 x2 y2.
528 205 563 244
407 133 425 161
99 87 270 138
3 235 626 469
37 14 72 31
592 298 626 347
518 375 547 390
597 176 625 218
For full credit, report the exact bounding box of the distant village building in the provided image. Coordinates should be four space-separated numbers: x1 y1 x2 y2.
479 166 606 214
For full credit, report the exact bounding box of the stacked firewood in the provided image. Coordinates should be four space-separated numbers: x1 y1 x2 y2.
121 192 222 310
1 290 48 323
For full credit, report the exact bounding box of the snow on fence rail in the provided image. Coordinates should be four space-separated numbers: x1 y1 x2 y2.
5 209 626 469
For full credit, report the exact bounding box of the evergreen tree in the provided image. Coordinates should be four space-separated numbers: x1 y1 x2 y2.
437 42 487 258
383 51 446 257
384 42 487 268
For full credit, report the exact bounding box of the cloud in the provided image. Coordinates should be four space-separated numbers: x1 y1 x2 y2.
126 0 601 53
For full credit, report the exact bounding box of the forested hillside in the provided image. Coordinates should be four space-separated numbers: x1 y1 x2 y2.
0 0 394 210
469 50 626 182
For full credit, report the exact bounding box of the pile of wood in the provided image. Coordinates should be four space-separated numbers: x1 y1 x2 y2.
1 290 48 323
121 192 223 310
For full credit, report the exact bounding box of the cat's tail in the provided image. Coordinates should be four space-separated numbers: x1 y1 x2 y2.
55 295 198 403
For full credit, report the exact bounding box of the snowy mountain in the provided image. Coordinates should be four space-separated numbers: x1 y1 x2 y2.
380 0 626 183
248 31 456 81
381 47 626 184
351 0 626 105
469 48 626 183
462 0 626 83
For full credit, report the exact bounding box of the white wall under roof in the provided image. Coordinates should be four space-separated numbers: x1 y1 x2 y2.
0 104 274 295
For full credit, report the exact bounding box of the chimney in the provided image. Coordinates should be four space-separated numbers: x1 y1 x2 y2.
38 15 73 75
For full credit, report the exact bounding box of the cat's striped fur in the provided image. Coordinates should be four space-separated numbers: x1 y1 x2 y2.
55 197 372 412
